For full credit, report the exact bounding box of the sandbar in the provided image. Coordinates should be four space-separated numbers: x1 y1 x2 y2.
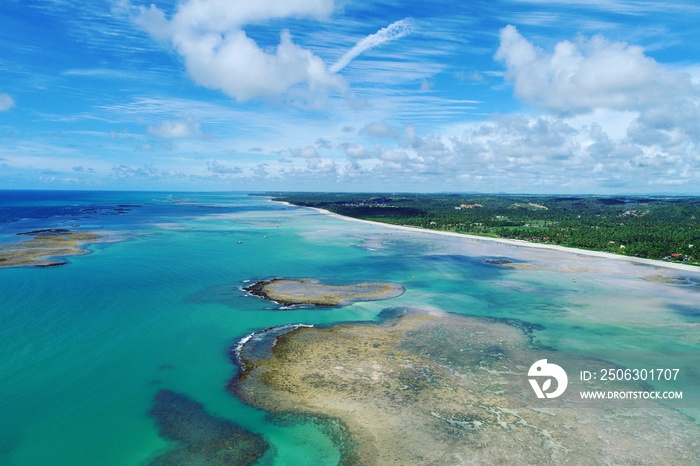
244 278 405 307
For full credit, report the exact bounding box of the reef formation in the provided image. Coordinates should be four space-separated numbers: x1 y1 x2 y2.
232 308 700 465
148 390 268 465
0 230 102 268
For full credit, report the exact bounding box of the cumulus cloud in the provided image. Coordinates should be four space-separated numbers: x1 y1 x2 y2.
147 115 205 139
293 146 319 158
359 122 398 138
627 101 700 150
315 138 332 149
208 160 242 174
330 18 415 73
451 116 584 170
491 25 700 189
0 93 14 111
252 163 270 178
342 142 372 159
134 0 344 102
281 144 338 174
331 112 698 191
495 25 694 115
306 156 336 172
112 164 161 179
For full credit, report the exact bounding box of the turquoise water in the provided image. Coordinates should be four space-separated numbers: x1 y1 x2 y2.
1 191 698 465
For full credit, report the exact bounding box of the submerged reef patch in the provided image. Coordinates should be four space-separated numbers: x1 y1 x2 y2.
244 278 405 308
232 309 700 465
148 389 268 466
0 230 103 268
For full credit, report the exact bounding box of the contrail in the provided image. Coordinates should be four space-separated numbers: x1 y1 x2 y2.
330 19 415 74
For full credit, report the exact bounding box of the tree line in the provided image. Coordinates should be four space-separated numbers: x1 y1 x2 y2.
264 193 699 265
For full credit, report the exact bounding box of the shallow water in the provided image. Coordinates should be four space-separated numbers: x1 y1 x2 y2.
0 191 698 465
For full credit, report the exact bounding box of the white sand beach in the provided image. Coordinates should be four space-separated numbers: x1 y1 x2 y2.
283 203 700 274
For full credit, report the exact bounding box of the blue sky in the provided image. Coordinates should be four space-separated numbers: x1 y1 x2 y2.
1 0 700 193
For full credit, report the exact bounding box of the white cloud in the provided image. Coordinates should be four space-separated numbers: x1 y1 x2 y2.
326 112 699 191
147 115 205 139
140 0 334 34
63 68 140 79
134 0 344 103
0 93 15 111
330 18 415 73
208 160 242 175
342 143 372 159
112 163 160 179
510 0 699 15
495 25 694 115
293 146 319 158
253 163 270 178
491 25 700 190
306 156 336 172
564 109 637 140
359 122 397 138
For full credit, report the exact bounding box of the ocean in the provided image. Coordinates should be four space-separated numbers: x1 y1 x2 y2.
1 191 698 465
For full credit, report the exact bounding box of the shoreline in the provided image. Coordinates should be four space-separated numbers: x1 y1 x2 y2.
275 201 699 273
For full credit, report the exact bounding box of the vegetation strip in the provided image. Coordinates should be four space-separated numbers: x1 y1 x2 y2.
265 193 699 266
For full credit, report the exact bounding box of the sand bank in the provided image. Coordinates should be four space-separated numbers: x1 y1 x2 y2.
244 278 405 307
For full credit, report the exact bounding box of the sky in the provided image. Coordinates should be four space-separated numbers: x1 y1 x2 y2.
1 0 700 193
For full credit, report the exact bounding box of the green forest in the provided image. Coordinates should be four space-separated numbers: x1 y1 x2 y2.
264 193 700 266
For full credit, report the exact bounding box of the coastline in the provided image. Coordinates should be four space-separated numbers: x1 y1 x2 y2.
276 201 699 273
